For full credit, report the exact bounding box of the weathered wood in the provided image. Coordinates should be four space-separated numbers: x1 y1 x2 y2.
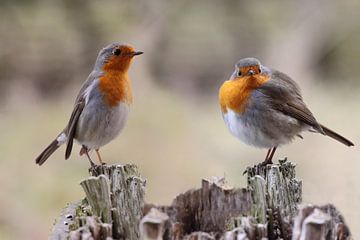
50 201 82 240
244 158 302 239
80 175 113 224
140 176 252 239
169 176 252 234
88 164 146 239
51 164 146 240
292 204 352 240
140 159 351 240
69 216 112 240
140 208 169 240
51 159 352 240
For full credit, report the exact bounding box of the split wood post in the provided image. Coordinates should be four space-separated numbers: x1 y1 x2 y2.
50 164 146 240
50 159 352 240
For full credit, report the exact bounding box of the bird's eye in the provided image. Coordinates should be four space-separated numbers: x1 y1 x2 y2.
258 68 261 73
113 48 121 56
238 71 242 76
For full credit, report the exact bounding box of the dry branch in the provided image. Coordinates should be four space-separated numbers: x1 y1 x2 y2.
50 160 352 240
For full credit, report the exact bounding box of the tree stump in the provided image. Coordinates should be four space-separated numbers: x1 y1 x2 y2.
50 159 352 240
50 164 146 240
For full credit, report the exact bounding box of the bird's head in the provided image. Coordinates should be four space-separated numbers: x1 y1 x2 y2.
230 57 267 80
95 43 143 72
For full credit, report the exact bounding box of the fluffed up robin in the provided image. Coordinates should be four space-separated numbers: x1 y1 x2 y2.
219 57 354 164
35 43 143 166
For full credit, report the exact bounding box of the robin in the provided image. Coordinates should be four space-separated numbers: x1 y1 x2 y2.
35 43 143 166
219 57 354 164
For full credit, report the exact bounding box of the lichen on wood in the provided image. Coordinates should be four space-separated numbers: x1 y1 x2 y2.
80 175 113 224
244 158 302 239
89 164 146 239
50 200 82 240
51 159 352 240
51 164 146 240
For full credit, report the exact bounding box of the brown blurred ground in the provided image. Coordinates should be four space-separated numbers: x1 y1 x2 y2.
0 0 359 239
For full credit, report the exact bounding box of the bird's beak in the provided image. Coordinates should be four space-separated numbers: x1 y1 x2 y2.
130 51 144 56
248 69 255 76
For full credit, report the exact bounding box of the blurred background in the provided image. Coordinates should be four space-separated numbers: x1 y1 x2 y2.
0 0 359 239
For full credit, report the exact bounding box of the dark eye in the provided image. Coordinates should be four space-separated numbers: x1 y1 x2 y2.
113 48 121 56
238 70 242 76
258 68 261 73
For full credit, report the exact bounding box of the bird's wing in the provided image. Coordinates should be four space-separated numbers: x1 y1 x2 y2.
256 70 324 133
64 70 102 159
65 98 85 159
74 70 103 103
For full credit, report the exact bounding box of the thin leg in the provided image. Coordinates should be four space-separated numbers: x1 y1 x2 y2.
81 145 95 167
265 148 272 161
85 151 96 167
262 147 277 165
268 147 277 163
95 149 104 165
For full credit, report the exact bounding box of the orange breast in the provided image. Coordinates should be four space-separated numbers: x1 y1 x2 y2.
99 71 133 107
219 74 270 114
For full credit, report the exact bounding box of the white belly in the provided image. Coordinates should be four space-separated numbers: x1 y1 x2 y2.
223 109 297 148
76 102 130 149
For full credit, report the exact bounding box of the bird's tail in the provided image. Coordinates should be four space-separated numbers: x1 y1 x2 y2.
320 124 354 147
35 132 67 166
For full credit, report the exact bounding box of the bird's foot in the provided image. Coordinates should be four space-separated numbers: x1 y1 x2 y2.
87 159 97 169
260 158 273 166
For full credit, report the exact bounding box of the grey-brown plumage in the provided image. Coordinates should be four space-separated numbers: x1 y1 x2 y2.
35 43 142 166
35 139 60 165
259 69 353 146
65 99 86 159
221 57 354 164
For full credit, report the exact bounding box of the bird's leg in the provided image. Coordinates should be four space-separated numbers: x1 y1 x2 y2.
264 148 272 162
261 147 277 165
267 147 277 164
80 145 96 167
95 149 105 165
85 151 96 167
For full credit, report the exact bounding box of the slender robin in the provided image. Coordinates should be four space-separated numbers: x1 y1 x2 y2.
35 43 143 166
219 57 354 164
